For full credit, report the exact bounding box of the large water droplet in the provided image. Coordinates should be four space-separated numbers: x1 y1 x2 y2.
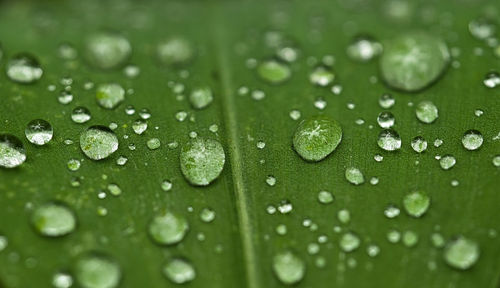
272 251 305 285
85 33 131 69
379 32 449 91
75 253 121 288
80 126 119 160
0 134 26 168
293 116 342 162
96 83 125 109
462 130 483 150
257 60 291 84
403 191 430 218
31 202 76 237
157 37 193 66
189 87 213 109
444 236 479 270
25 119 53 145
6 53 43 83
377 129 401 151
163 258 196 284
180 138 225 186
148 211 189 245
415 101 438 123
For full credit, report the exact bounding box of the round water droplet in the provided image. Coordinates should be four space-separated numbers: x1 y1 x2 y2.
293 116 342 162
180 138 225 186
462 130 483 150
340 232 360 252
272 251 305 285
163 258 196 284
107 184 121 196
379 93 395 109
367 244 380 257
157 37 193 66
337 209 351 224
377 129 401 151
317 191 334 204
387 229 401 243
402 231 419 247
345 167 364 185
31 202 76 237
80 126 119 160
58 91 73 105
85 33 131 69
289 109 301 120
52 272 73 288
25 119 53 145
377 111 395 128
75 253 121 288
132 120 147 135
0 134 26 168
493 155 500 167
415 101 438 124
309 66 335 86
67 159 81 171
347 35 383 62
257 60 291 84
411 136 427 153
96 83 125 109
439 155 456 170
6 53 43 83
148 211 189 245
71 107 91 124
483 72 500 88
403 191 430 218
189 87 213 109
444 236 479 270
379 32 449 91
200 208 215 223
469 18 496 40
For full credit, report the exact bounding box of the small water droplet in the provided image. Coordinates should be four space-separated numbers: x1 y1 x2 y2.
346 35 383 62
384 205 400 218
309 66 335 86
462 130 483 150
402 230 419 247
277 200 293 214
272 251 305 285
163 258 196 284
345 167 364 185
266 175 276 186
0 134 26 168
132 119 147 135
157 37 194 66
200 208 215 223
411 136 427 153
71 107 91 124
469 18 496 40
123 65 140 78
444 236 479 270
58 91 74 105
257 60 291 84
256 141 266 149
374 154 384 162
293 116 342 162
52 271 73 288
416 101 439 123
367 244 380 257
80 126 119 160
431 233 445 248
379 93 395 109
161 180 172 192
96 83 125 109
483 71 500 88
340 232 360 252
377 129 401 151
337 209 351 224
67 159 81 171
180 138 225 186
439 155 456 170
377 111 395 128
6 53 43 83
317 190 334 204
25 119 53 145
276 224 287 235
492 155 500 167
387 229 401 243
31 202 76 237
251 90 265 101
148 211 189 245
147 138 161 150
403 191 430 218
189 87 213 109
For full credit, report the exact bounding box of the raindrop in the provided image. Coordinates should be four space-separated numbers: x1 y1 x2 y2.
444 236 479 270
148 211 189 245
403 191 430 218
293 116 342 162
180 138 225 186
67 159 81 171
85 32 131 69
272 251 305 285
147 138 161 150
317 191 334 204
71 107 91 124
411 136 427 153
25 119 53 145
6 53 43 83
257 60 291 84
462 130 483 150
415 101 439 124
439 155 456 170
31 202 76 237
200 208 215 223
58 91 73 105
379 32 449 91
163 258 196 284
345 167 364 185
346 35 383 62
377 111 395 128
377 129 401 151
132 120 147 135
96 83 125 109
75 253 121 288
189 87 213 109
80 126 119 160
309 66 335 86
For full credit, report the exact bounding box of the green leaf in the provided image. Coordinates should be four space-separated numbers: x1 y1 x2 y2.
0 1 499 288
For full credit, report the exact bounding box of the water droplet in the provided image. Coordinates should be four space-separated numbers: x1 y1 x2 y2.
148 211 189 245
132 120 147 135
116 156 128 166
200 208 215 223
379 32 449 91
0 134 26 168
403 191 430 218
469 18 496 40
71 107 91 124
293 116 342 162
67 159 81 171
347 35 383 62
25 119 53 146
444 236 479 270
387 229 401 243
96 83 125 109
377 129 401 151
431 233 445 248
31 202 76 237
309 66 335 86
161 180 172 192
402 230 419 247
58 91 74 105
276 224 287 235
493 155 500 167
276 46 299 63
307 243 320 255
439 155 456 170
180 138 225 186
415 101 438 123
107 184 121 196
251 90 265 101
163 258 196 284
483 72 500 88
147 138 161 150
277 200 293 214
85 32 131 69
189 87 213 109
377 111 395 128
411 136 427 153
6 53 43 83
256 141 266 149
75 253 121 288
157 37 193 66
474 109 484 117
434 138 443 147
318 191 334 204
367 244 380 257
80 126 119 160
139 108 151 120
123 65 140 78
337 209 351 224
340 232 360 252
345 167 364 185
257 60 291 84
379 93 395 109
272 251 305 285
266 175 276 186
52 272 73 288
374 154 384 162
175 111 187 122
384 205 400 218
462 130 483 150
0 235 7 251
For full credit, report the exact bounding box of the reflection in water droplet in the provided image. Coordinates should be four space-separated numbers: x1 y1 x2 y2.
80 126 119 160
6 53 43 83
163 258 196 284
148 211 189 245
272 251 305 285
31 202 76 237
25 119 53 145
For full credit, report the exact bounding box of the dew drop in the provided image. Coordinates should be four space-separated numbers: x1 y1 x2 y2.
309 66 335 86
293 116 342 162
132 120 147 135
439 155 456 170
415 101 439 124
200 208 216 223
378 93 395 109
157 37 193 66
71 107 91 124
80 126 119 160
163 258 196 284
161 180 172 191
31 202 76 237
0 134 26 168
58 91 74 105
384 205 400 219
147 138 161 150
340 232 360 252
266 175 276 186
387 229 401 243
483 72 500 88
403 191 430 218
180 138 225 186
337 209 351 224
377 111 395 128
148 211 189 245
317 191 334 204
272 251 305 285
189 87 213 109
469 18 496 40
345 167 364 185
367 244 380 257
444 236 479 270
346 35 383 62
493 155 500 167
377 129 401 151
25 119 53 146
52 272 73 288
74 253 121 288
411 136 427 153
257 60 291 84
6 53 43 83
462 130 483 150
85 32 131 69
402 230 419 247
67 159 81 171
96 83 125 109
